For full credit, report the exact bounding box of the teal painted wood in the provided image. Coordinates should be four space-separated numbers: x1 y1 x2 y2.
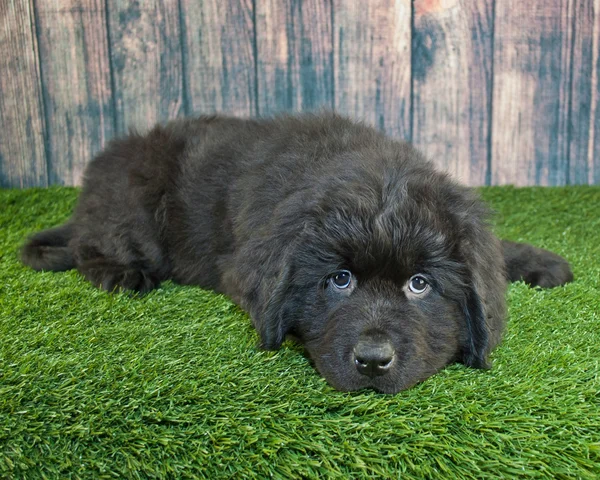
0 0 47 188
412 0 493 186
180 0 256 116
107 0 184 133
35 0 115 186
255 0 333 114
333 0 412 141
569 0 600 184
491 0 573 186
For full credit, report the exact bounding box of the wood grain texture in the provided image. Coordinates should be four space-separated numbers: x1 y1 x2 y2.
108 0 184 133
255 0 333 114
592 0 600 184
491 0 573 186
35 0 114 186
0 0 47 188
333 0 412 140
569 0 600 184
412 0 493 185
181 0 256 116
2 0 600 187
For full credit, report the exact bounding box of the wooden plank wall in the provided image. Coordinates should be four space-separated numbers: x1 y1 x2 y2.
1 0 599 187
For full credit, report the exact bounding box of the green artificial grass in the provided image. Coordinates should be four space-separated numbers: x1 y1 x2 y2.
0 186 599 479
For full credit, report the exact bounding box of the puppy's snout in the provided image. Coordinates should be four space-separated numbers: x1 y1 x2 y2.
353 334 395 377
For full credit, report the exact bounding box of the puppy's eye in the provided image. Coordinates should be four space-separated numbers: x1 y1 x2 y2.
331 270 352 289
408 275 428 294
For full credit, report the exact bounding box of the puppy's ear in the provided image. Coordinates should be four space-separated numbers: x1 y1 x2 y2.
258 263 297 350
457 211 507 370
460 285 491 369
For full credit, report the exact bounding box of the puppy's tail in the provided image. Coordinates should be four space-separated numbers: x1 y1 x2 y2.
21 223 76 271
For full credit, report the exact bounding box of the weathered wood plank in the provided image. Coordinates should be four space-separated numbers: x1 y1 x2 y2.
333 0 412 140
569 0 600 184
412 0 493 186
35 0 114 186
491 0 572 186
255 0 333 114
181 0 256 116
0 0 47 188
107 0 184 133
592 0 600 184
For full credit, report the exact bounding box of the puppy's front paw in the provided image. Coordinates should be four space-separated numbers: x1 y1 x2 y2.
501 240 574 288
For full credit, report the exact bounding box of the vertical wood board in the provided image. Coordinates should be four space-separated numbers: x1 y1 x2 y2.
412 0 493 185
0 0 47 188
181 0 256 116
255 0 333 115
333 0 412 140
592 0 600 183
35 0 114 185
491 0 572 185
569 0 600 184
108 0 184 133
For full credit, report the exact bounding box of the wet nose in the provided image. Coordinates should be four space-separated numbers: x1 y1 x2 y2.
353 334 395 377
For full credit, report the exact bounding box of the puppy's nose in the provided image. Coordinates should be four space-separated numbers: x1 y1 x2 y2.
353 335 395 377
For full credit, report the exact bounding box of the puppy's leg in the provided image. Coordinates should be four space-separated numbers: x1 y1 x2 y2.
69 128 177 293
501 240 573 288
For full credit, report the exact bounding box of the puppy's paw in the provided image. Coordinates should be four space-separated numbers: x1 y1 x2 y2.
501 240 574 288
517 253 574 288
79 260 160 294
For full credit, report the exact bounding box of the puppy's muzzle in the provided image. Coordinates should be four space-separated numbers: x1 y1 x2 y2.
353 332 395 377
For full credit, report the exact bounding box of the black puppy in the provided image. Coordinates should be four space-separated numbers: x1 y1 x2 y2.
21 113 573 393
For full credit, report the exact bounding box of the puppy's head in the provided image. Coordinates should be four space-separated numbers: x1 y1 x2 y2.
257 156 507 393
